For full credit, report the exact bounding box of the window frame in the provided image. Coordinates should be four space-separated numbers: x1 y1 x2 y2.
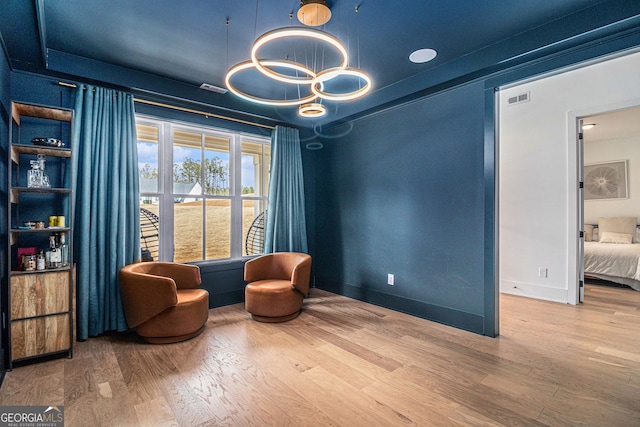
136 114 270 263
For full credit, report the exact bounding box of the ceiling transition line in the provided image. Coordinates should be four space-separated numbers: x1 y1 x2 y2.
58 81 275 130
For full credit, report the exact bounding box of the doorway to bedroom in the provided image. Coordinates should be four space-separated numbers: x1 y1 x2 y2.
498 49 640 305
581 106 640 293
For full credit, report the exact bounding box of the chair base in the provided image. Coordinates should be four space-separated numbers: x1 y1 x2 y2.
250 310 301 323
140 324 205 344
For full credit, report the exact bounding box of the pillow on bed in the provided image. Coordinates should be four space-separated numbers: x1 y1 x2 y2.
584 225 593 242
598 217 637 239
592 227 599 242
599 231 633 244
636 227 640 243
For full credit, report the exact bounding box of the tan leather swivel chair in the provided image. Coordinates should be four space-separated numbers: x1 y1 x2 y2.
244 252 312 322
119 262 209 343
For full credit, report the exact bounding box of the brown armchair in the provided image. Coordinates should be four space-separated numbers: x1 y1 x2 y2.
244 252 312 322
119 262 209 343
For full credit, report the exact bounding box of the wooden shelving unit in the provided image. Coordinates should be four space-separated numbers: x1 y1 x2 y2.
6 101 75 368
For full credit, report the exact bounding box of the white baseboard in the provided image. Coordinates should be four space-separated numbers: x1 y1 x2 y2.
500 280 571 304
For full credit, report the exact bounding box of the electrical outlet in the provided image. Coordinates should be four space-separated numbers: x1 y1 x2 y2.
538 267 548 278
387 273 394 286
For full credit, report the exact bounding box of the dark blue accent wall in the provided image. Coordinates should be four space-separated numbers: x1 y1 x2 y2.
313 83 487 333
309 23 640 337
0 32 11 374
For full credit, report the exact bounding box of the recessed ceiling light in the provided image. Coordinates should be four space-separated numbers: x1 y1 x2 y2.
409 48 437 64
582 123 596 130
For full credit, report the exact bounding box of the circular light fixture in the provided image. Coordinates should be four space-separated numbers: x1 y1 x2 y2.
582 123 596 130
225 9 372 114
299 102 327 117
225 60 319 106
312 67 372 101
313 122 354 139
297 0 332 27
251 27 348 85
306 142 324 150
409 48 438 63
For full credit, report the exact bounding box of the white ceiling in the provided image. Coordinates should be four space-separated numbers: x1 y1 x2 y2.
583 105 640 143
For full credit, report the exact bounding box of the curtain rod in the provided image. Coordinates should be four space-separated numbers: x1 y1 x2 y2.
58 81 275 130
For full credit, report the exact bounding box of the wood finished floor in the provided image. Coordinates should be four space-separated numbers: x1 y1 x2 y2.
1 284 639 426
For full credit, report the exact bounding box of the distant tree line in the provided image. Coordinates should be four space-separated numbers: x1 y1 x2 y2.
140 157 255 195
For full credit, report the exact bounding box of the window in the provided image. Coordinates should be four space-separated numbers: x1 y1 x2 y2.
136 117 269 263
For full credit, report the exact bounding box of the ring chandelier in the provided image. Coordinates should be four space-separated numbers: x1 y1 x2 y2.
225 25 371 118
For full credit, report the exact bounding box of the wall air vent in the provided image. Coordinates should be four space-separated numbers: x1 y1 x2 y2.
507 91 530 106
200 83 228 94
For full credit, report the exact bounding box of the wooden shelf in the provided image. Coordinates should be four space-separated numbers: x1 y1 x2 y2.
11 267 73 276
10 228 70 246
12 187 71 193
11 227 71 235
11 145 71 164
8 100 75 368
12 101 73 125
11 187 71 204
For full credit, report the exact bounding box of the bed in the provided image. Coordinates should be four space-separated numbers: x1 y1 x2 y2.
584 217 640 291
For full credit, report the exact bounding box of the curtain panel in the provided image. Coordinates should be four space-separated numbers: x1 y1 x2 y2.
72 84 140 340
264 126 308 253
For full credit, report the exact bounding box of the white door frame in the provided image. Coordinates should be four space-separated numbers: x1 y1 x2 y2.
566 100 640 303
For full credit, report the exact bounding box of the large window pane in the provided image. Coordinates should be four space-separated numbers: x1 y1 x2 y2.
204 135 230 195
241 141 269 257
173 130 202 194
137 124 159 193
242 141 270 196
205 199 231 260
243 200 267 256
174 200 203 262
140 199 160 262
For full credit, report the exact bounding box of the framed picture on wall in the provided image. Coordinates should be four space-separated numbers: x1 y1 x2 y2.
584 160 628 200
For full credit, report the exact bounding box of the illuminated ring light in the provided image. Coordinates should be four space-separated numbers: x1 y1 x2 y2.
225 60 319 106
298 103 327 118
251 27 348 85
312 67 372 101
305 142 324 150
313 121 354 139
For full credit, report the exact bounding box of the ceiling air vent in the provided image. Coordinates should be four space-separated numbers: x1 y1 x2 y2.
200 83 228 94
507 91 530 106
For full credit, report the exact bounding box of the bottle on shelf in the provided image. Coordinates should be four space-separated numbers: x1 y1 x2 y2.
60 232 69 267
48 234 61 268
36 251 46 270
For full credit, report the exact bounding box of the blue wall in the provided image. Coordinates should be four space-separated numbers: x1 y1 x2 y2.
0 32 11 373
312 83 487 333
308 21 640 336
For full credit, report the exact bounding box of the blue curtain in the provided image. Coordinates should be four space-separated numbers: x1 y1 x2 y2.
264 126 308 253
72 84 140 340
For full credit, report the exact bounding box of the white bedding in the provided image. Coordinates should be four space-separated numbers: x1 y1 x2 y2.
584 242 640 291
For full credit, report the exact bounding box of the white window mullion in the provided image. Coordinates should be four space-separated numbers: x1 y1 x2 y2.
230 134 243 259
161 122 175 262
201 133 207 261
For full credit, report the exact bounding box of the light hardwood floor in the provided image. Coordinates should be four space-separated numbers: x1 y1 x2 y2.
1 284 639 426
